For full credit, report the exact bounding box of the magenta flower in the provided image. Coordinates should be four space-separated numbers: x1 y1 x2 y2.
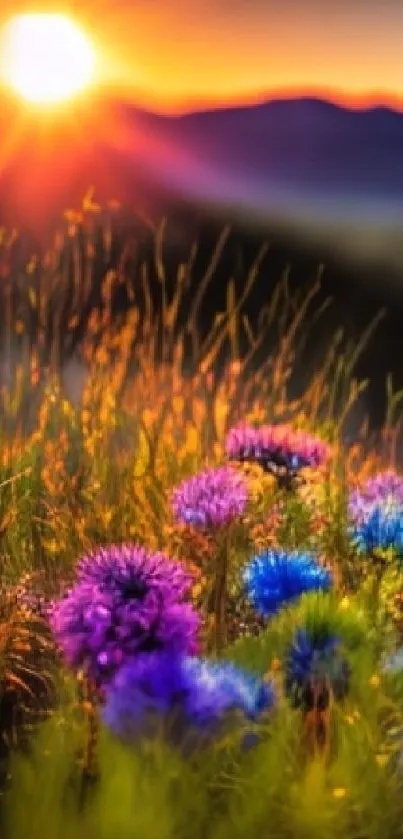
49 544 200 686
225 423 331 476
171 466 248 529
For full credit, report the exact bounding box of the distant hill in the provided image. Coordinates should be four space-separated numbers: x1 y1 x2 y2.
1 93 403 270
164 97 403 196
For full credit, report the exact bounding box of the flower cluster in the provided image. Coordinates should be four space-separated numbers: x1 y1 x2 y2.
50 542 276 747
171 465 248 529
225 423 331 477
351 507 403 555
349 470 403 524
284 628 350 711
243 549 332 618
49 545 200 685
103 652 275 740
349 470 403 555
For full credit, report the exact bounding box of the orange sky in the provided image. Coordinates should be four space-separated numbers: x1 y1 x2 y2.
2 1 403 113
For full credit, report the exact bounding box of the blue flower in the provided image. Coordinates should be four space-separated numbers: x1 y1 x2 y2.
243 550 332 618
284 627 350 711
103 651 275 742
350 506 403 555
182 657 276 722
348 471 403 556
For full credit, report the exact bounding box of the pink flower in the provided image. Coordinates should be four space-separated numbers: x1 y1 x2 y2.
225 423 330 474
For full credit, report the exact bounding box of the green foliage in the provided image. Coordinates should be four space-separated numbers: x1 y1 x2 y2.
4 593 403 839
276 492 314 551
4 681 403 839
227 592 371 678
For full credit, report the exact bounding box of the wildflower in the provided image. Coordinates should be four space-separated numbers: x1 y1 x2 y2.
349 470 403 525
103 651 276 740
284 627 350 711
49 544 200 686
243 550 332 618
171 465 248 529
350 505 403 556
349 471 403 556
225 423 330 479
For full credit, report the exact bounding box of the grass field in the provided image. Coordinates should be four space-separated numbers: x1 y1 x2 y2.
1 203 403 838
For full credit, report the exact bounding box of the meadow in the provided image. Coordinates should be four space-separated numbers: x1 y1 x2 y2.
1 200 403 838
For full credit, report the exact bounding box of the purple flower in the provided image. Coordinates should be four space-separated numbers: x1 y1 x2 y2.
76 544 194 601
171 466 248 529
49 545 200 685
103 651 276 741
225 423 330 475
348 470 403 555
349 470 403 525
243 550 332 618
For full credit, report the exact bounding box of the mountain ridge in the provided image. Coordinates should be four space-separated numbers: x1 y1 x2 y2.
1 92 403 274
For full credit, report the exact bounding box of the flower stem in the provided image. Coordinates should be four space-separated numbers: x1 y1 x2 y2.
214 539 229 654
78 676 100 809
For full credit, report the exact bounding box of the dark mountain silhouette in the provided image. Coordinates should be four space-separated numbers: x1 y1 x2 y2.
2 94 403 206
115 96 403 198
1 93 403 270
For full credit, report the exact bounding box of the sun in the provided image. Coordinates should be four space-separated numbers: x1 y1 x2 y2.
0 13 96 105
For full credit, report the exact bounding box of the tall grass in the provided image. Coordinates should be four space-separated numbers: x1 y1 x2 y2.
0 199 398 589
1 200 403 838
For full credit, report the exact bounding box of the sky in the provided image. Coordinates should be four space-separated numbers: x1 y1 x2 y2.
1 0 403 112
79 0 403 111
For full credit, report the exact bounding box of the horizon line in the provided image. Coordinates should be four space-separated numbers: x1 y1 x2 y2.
113 84 403 117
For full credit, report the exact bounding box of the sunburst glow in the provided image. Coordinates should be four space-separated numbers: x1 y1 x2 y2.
0 14 96 105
